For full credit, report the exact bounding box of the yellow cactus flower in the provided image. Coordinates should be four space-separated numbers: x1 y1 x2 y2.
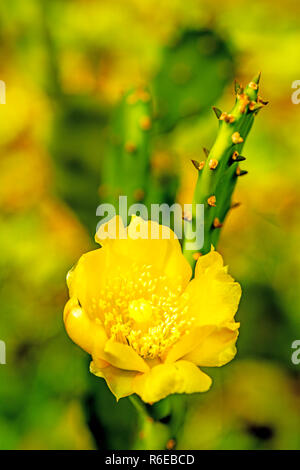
64 216 241 404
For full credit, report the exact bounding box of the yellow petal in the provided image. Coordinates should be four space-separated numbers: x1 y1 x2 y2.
183 323 239 367
100 339 149 373
184 250 241 326
163 240 192 289
127 218 185 271
90 361 137 401
194 249 223 278
98 216 191 290
95 215 127 246
67 247 108 317
133 360 212 403
164 325 215 363
64 298 106 354
92 356 109 369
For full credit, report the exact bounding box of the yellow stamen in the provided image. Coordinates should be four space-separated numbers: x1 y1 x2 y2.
128 299 154 324
97 264 191 359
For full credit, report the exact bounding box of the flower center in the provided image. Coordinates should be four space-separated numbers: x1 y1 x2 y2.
94 264 191 359
128 299 154 325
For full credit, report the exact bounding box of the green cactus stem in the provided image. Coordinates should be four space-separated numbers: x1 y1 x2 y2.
183 73 267 269
101 86 180 223
101 87 153 214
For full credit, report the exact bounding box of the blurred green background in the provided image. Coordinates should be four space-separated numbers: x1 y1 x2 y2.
0 0 299 450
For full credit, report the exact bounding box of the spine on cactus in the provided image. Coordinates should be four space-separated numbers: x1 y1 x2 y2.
183 73 267 269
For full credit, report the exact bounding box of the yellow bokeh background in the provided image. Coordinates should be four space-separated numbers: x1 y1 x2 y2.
0 0 299 449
